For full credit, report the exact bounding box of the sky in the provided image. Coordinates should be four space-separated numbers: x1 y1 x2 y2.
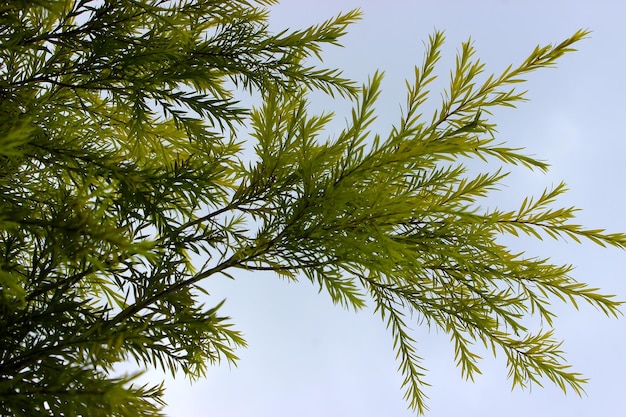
154 1 626 416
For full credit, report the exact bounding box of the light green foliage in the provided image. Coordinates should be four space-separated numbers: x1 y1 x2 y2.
0 1 623 415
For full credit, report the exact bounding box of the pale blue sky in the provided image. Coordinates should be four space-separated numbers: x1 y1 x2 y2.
158 1 626 416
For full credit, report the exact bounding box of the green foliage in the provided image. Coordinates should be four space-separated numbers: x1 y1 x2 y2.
0 1 623 415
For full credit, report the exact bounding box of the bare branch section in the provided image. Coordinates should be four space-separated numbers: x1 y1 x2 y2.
0 1 622 415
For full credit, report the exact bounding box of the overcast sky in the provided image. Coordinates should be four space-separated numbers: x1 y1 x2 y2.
157 1 626 416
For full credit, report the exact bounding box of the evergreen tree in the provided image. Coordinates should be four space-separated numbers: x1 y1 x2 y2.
0 1 623 415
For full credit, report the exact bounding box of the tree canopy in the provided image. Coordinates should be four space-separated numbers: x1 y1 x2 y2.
0 1 623 415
